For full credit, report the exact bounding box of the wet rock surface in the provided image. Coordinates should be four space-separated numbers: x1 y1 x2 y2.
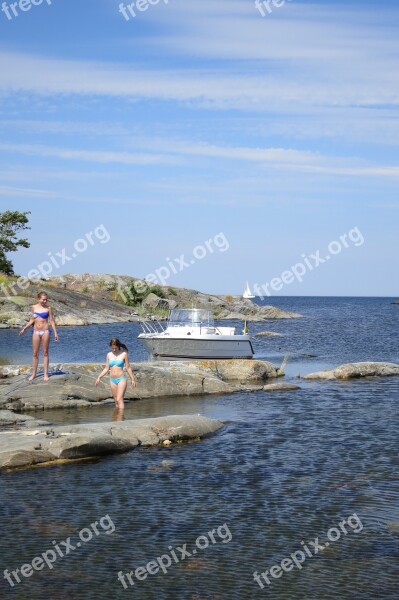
255 331 283 337
263 382 301 392
0 409 51 428
304 361 399 380
0 414 224 470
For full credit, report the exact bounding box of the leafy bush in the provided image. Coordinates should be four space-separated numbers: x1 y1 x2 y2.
150 285 166 299
123 282 166 306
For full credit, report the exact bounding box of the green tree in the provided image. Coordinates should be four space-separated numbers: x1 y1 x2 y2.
0 211 31 275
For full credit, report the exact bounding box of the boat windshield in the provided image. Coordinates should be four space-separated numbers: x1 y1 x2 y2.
168 309 214 327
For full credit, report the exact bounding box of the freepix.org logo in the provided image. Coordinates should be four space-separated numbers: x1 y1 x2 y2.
252 226 365 298
0 224 110 300
117 523 232 588
4 515 115 588
255 0 293 17
1 0 52 21
118 0 168 21
253 513 364 588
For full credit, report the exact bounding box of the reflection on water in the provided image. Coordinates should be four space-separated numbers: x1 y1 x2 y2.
0 298 398 599
112 408 125 422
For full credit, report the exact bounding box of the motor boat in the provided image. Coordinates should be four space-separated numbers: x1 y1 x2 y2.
138 308 254 360
243 282 255 299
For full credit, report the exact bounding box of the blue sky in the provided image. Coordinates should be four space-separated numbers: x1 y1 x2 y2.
0 0 398 295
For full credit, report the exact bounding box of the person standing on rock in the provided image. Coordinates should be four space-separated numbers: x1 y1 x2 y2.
19 291 59 382
95 338 136 410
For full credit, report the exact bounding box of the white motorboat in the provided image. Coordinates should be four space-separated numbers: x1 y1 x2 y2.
243 282 255 299
138 308 254 360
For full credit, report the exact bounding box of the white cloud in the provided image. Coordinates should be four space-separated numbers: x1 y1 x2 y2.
0 142 180 166
1 139 398 178
0 41 397 112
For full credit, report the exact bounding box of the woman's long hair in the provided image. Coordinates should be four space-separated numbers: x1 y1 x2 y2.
109 338 128 352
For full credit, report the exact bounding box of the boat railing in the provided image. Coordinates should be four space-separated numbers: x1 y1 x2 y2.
139 318 165 335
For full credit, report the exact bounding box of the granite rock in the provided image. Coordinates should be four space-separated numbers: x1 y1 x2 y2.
0 414 224 470
304 362 399 380
0 359 279 411
263 383 301 391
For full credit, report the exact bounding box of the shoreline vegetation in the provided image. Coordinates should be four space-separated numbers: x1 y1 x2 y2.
0 272 301 330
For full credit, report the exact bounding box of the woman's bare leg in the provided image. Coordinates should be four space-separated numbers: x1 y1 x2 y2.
115 379 127 409
110 382 118 405
29 333 41 381
42 331 51 381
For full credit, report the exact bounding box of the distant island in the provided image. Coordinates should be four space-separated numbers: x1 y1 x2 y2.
0 273 302 328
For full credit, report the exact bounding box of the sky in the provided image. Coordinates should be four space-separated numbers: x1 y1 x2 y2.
0 0 398 296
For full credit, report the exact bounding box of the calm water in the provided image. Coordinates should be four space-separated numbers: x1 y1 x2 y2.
1 298 398 599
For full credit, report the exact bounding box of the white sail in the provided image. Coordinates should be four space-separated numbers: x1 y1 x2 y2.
243 282 255 299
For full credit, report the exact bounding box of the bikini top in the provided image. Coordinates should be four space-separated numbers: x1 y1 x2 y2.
109 358 124 367
33 311 49 319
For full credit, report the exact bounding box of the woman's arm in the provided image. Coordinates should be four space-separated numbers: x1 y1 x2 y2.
48 307 59 342
124 352 136 387
95 354 110 386
19 305 36 336
19 317 35 336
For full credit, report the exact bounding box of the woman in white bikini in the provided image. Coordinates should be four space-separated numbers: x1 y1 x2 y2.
19 291 59 381
95 338 136 410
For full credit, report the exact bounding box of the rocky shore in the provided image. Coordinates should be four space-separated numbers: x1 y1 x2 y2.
2 358 398 471
0 273 301 328
0 359 279 411
0 414 224 471
0 358 283 471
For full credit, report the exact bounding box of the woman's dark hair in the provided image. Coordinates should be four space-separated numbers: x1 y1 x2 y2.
37 291 48 299
109 338 128 352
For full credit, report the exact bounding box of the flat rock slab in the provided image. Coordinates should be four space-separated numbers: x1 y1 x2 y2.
0 414 223 471
255 331 283 337
304 362 399 380
0 359 279 411
197 359 278 384
263 383 301 392
0 410 51 428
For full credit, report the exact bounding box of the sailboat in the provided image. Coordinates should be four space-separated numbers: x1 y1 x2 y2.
243 282 255 299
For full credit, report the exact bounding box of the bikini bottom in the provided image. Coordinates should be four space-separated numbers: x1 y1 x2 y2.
110 375 127 385
33 330 51 337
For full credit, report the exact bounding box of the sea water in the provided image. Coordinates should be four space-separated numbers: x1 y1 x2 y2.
0 297 398 599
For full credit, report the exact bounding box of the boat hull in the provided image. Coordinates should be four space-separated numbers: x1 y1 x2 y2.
138 334 254 360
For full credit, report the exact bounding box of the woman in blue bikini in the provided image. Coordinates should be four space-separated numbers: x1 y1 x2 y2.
95 338 136 410
19 291 59 381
